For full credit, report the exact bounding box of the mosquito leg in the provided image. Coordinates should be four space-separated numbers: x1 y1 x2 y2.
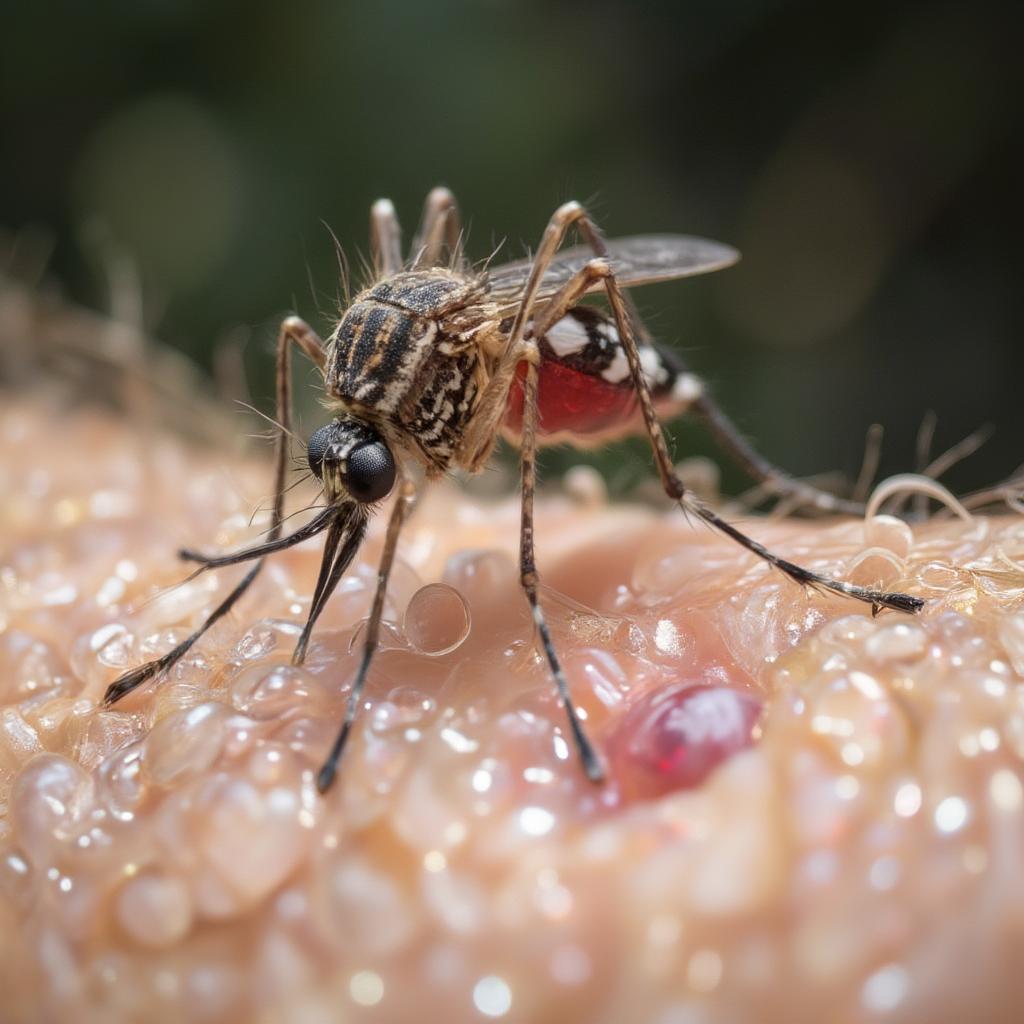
458 342 533 471
103 317 327 705
457 262 679 469
496 201 921 613
460 200 705 468
317 479 416 793
538 209 866 516
597 269 924 614
468 199 916 611
458 254 617 470
531 259 612 336
411 186 462 269
457 202 601 468
519 355 604 781
501 202 593 357
370 198 403 278
102 561 264 705
688 392 866 515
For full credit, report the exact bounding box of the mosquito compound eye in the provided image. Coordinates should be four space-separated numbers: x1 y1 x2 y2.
306 424 334 479
343 441 396 503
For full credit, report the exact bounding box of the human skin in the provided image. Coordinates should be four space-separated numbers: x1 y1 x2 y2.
2 391 1024 1024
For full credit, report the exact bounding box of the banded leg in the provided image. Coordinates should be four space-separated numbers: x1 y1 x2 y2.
515 203 922 614
536 203 868 516
629 288 864 514
459 202 621 469
457 258 613 470
370 199 403 278
690 392 866 516
598 279 856 513
601 274 925 613
317 478 416 793
559 224 866 515
104 316 327 705
412 186 462 269
519 356 604 781
531 259 611 336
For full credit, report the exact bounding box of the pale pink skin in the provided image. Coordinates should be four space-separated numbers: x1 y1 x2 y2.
2 401 1024 1024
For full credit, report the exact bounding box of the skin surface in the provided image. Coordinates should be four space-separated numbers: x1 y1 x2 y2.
2 392 1024 1024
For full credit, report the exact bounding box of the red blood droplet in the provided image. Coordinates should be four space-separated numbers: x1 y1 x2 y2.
608 684 763 801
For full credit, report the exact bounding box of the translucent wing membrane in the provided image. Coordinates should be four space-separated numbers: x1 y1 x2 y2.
485 234 739 305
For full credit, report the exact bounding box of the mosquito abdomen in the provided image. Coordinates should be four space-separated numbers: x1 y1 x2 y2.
504 306 703 444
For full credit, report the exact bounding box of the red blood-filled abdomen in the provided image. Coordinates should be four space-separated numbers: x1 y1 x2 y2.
504 360 641 441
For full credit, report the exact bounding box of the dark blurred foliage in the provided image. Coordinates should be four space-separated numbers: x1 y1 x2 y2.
3 0 1022 497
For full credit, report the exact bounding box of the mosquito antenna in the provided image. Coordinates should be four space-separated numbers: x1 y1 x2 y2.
284 473 314 495
250 467 322 514
278 500 327 524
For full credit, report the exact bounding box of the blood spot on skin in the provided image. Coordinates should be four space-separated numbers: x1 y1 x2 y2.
608 683 763 801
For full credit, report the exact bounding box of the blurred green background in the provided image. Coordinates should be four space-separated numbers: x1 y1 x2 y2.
3 0 1021 498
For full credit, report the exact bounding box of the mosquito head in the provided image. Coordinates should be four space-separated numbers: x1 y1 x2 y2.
307 418 396 505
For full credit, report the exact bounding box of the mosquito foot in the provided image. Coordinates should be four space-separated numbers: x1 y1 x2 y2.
102 661 161 705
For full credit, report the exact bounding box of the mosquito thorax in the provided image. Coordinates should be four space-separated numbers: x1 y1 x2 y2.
306 418 396 504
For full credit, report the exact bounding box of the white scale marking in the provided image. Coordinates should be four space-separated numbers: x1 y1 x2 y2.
543 316 590 357
672 372 703 405
601 341 667 386
545 314 670 387
540 313 704 410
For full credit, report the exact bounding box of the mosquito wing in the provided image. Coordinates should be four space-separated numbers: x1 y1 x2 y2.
485 234 739 307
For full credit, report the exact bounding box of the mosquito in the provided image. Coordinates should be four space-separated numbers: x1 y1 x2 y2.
103 187 924 792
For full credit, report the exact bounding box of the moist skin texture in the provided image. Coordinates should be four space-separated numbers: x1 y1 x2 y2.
2 400 1024 1024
